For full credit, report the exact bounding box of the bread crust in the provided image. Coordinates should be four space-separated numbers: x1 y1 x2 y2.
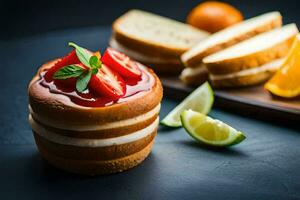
36 136 155 175
109 38 184 75
210 68 276 88
183 15 282 68
112 31 185 57
179 66 209 86
204 36 295 75
109 37 181 62
112 12 208 57
28 60 163 126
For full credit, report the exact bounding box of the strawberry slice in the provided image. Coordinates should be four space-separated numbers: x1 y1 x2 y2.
44 50 80 82
89 64 126 99
101 48 142 78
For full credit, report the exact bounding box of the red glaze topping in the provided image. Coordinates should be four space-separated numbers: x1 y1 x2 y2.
39 64 154 107
38 46 154 107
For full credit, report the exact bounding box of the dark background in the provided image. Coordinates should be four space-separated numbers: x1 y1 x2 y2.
1 0 300 39
1 1 300 200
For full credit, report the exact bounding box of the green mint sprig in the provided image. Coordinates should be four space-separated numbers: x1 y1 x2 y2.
76 70 92 93
52 42 102 92
53 65 85 79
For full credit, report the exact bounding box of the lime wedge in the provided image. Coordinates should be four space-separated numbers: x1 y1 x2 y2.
161 82 214 127
180 109 245 147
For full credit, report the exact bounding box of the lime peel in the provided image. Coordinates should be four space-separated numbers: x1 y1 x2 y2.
161 82 214 127
180 109 246 147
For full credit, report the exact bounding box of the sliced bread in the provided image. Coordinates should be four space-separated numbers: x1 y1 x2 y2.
203 23 298 75
112 9 209 57
109 38 181 64
109 38 184 75
180 65 208 86
181 11 282 68
209 58 284 88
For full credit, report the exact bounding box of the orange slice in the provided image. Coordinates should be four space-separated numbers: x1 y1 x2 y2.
264 34 300 98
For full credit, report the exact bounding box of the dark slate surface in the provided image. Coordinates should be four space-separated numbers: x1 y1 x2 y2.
1 0 300 39
0 27 300 200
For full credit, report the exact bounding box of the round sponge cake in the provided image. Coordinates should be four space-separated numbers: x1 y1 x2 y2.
28 60 163 175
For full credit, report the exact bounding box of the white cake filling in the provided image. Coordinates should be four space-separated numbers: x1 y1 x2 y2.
29 116 159 147
29 103 160 131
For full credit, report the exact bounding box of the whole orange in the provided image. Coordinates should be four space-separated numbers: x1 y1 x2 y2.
187 1 243 33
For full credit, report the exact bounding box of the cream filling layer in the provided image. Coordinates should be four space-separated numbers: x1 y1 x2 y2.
209 58 283 80
110 38 181 64
29 104 160 131
29 116 159 147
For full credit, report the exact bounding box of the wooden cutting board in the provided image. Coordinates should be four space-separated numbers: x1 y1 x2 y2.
161 77 300 123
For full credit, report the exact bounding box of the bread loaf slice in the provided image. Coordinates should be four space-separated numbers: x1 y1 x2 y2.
109 38 181 64
180 65 208 86
209 58 284 88
203 24 298 75
109 38 184 75
112 9 209 57
181 11 282 68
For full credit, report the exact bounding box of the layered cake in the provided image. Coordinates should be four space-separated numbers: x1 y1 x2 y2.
28 43 163 175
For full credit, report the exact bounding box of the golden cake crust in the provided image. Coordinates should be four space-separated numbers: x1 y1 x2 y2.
29 57 162 175
36 136 155 175
32 114 158 139
33 131 156 161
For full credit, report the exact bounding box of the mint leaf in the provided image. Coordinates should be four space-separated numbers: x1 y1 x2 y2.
76 70 92 92
69 42 92 67
91 68 98 75
89 55 101 68
53 65 85 79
